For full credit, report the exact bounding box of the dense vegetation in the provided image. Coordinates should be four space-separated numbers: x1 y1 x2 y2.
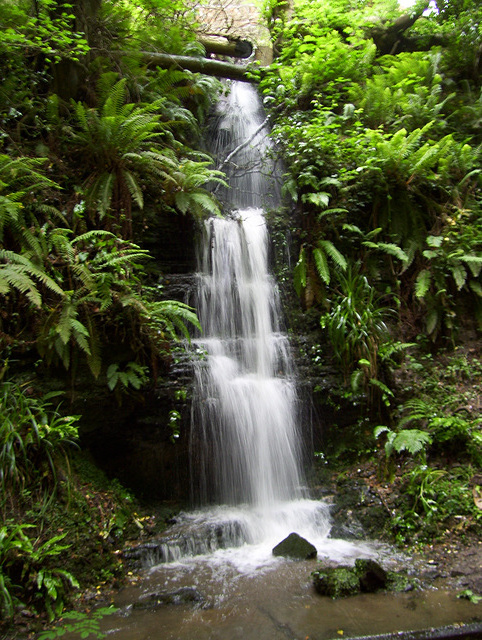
0 0 224 631
0 0 481 634
257 0 482 545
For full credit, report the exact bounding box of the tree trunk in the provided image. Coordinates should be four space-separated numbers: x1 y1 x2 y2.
140 52 252 82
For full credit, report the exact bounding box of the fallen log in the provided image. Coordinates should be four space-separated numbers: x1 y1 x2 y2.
139 51 253 82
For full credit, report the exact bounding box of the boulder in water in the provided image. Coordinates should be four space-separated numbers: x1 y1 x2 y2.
313 566 360 598
272 532 317 560
312 558 389 598
356 558 388 592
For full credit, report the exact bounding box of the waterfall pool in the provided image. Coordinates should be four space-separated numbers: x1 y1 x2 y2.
79 544 480 640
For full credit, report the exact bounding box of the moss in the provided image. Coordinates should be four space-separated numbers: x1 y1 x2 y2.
312 566 361 598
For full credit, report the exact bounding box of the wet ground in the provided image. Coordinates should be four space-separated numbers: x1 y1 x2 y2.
76 532 482 640
95 557 480 640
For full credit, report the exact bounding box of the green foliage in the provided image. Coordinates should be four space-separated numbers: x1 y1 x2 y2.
413 226 482 340
37 606 118 640
261 0 482 366
0 1 89 64
70 76 225 237
0 380 79 508
107 362 149 392
457 589 482 604
392 463 481 544
374 425 432 458
0 522 79 621
320 268 393 386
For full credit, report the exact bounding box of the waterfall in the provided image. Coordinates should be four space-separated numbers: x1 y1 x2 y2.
146 82 335 569
191 208 303 507
190 82 303 507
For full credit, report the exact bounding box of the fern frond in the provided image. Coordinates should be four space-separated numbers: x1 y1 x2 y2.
0 249 64 304
0 263 42 306
122 170 144 210
415 269 431 299
319 239 348 271
450 264 467 290
389 429 432 455
313 247 330 285
102 78 128 118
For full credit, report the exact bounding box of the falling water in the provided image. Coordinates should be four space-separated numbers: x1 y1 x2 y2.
191 82 302 508
141 82 382 570
180 81 334 557
191 208 303 507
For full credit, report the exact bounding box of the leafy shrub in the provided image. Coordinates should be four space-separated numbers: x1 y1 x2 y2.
0 380 79 509
0 523 79 621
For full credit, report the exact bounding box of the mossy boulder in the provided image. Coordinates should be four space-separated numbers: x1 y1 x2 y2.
313 566 361 598
312 558 389 598
272 532 317 560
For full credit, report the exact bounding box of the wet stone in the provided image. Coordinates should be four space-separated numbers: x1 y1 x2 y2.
133 587 205 609
272 532 317 560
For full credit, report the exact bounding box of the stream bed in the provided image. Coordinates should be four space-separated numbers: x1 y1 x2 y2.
95 546 480 640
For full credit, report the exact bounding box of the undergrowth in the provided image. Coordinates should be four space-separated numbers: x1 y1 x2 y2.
0 377 164 637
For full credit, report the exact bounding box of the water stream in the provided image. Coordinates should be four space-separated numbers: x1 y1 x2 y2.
70 83 481 639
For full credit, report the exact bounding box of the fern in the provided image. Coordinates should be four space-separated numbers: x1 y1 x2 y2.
415 269 431 298
319 239 348 271
0 250 63 306
387 429 432 456
375 424 432 458
142 299 201 342
313 247 330 284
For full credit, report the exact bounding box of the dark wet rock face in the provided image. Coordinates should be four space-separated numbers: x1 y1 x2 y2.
272 533 317 560
356 558 388 592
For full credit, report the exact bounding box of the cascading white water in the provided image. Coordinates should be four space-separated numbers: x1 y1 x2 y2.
190 81 304 509
183 81 333 557
191 208 303 507
144 82 385 573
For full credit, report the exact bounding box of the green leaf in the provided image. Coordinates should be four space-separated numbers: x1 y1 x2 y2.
319 240 347 271
415 269 431 299
304 192 330 209
313 247 330 285
426 309 439 335
451 264 467 290
391 429 432 455
374 425 389 439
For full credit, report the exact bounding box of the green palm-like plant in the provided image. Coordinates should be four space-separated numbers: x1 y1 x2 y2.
71 77 226 236
320 268 393 383
72 78 168 236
